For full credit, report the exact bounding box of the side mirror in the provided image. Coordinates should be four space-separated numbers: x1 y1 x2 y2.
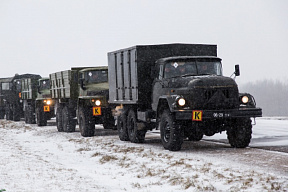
235 65 240 76
37 85 42 94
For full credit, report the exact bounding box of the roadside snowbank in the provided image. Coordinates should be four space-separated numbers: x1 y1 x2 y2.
0 119 287 191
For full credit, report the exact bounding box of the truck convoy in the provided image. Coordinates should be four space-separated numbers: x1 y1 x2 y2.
108 43 262 151
0 74 54 126
50 66 115 137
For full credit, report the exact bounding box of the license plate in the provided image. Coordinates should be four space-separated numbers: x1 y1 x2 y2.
213 112 230 118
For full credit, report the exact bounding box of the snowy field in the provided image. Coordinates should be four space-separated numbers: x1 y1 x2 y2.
0 117 287 192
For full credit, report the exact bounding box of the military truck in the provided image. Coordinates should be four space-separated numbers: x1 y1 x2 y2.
50 66 115 137
20 77 55 126
108 43 262 151
0 77 11 119
35 78 55 126
20 74 42 124
0 74 41 121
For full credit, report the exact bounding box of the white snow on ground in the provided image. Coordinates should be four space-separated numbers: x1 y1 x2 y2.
0 118 287 192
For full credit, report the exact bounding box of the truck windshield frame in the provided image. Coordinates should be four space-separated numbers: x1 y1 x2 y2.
84 70 108 84
163 59 223 79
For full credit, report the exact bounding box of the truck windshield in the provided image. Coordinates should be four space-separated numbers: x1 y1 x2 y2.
14 80 21 91
84 70 108 84
39 80 50 91
164 60 222 78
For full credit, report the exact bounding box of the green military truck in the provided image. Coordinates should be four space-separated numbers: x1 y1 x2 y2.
21 76 55 126
0 77 11 119
0 74 42 121
35 78 55 126
108 43 262 151
20 74 42 124
50 67 115 137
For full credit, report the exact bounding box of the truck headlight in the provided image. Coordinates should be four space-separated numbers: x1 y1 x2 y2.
95 100 101 106
178 98 186 106
44 100 52 105
241 96 249 104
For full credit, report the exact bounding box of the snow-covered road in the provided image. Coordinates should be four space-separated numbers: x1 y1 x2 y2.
0 118 287 191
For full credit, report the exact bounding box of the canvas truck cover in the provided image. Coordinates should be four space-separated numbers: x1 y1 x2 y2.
108 43 217 106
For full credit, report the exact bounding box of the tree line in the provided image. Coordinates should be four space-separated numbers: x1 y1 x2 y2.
239 79 288 116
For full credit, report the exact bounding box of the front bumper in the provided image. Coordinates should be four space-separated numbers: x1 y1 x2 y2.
175 107 262 120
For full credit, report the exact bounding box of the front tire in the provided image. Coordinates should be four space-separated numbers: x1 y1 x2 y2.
227 118 252 148
160 109 183 151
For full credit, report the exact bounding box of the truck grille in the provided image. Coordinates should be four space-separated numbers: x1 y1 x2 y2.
204 89 230 100
201 88 238 110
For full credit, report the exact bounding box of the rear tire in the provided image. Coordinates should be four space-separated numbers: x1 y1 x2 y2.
12 104 21 121
103 111 116 130
36 107 47 126
127 109 146 143
25 106 36 124
0 110 4 119
6 107 13 120
227 118 252 148
117 113 129 141
160 109 183 151
62 106 76 132
56 106 63 132
78 107 95 137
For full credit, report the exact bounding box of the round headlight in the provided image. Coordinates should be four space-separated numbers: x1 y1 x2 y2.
95 100 101 106
46 100 51 105
241 96 249 104
178 98 186 106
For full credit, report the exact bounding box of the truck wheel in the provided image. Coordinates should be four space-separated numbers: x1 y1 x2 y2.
62 106 76 132
24 110 29 123
127 109 146 143
78 107 95 137
103 111 117 130
56 106 64 132
25 106 36 124
0 110 5 119
36 107 47 126
117 113 129 141
160 109 183 151
6 108 13 120
227 118 252 148
12 104 21 121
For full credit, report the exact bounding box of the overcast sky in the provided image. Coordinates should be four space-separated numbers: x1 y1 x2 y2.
0 0 287 85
